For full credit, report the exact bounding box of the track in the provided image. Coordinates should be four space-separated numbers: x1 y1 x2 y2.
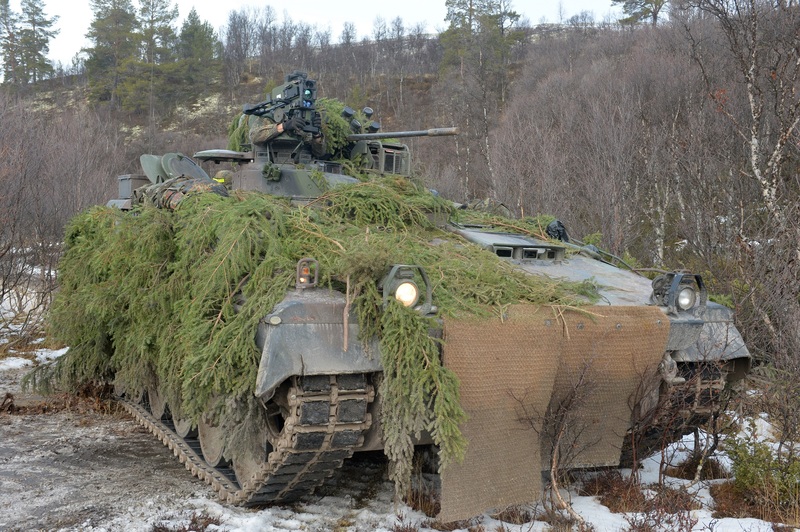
120 374 374 506
120 363 730 500
619 362 729 467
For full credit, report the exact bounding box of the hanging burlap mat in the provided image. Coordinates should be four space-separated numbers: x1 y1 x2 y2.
438 305 669 523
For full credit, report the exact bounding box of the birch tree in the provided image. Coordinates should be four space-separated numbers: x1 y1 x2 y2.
685 0 800 367
688 0 800 232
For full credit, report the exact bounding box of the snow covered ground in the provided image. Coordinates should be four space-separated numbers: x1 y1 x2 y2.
0 329 782 531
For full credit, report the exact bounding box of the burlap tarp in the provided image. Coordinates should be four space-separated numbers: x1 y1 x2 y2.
439 305 670 523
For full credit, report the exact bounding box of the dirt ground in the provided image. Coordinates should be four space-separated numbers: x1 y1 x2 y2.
0 361 784 532
0 367 215 531
0 365 400 532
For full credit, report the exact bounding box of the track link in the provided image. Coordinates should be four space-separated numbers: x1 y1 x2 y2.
120 374 374 506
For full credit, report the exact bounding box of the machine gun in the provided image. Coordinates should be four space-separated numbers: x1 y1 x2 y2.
243 73 320 135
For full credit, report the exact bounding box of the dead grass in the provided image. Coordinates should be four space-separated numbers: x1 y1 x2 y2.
580 471 648 513
709 481 753 519
615 482 700 532
392 513 486 532
710 481 800 526
427 517 479 531
0 326 57 354
490 504 536 524
1 392 15 413
391 513 420 532
0 330 64 361
150 512 222 531
580 469 700 517
538 512 596 532
404 449 444 519
664 453 729 481
0 383 118 416
404 470 482 531
0 339 34 360
405 473 440 518
401 456 476 531
333 517 355 531
648 484 702 513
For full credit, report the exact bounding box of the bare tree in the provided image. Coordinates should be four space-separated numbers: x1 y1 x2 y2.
688 0 800 230
254 6 278 78
0 94 123 338
221 9 256 88
681 0 800 366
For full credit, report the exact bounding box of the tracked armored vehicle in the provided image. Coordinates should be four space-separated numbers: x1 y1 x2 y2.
51 72 750 520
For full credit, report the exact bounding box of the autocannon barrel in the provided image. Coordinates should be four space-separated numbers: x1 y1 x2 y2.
346 127 458 141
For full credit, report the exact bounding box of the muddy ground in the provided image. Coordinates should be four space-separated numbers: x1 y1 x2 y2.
0 366 401 532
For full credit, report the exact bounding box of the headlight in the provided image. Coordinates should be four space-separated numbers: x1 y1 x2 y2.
394 281 419 307
650 272 706 315
381 264 433 314
676 287 697 310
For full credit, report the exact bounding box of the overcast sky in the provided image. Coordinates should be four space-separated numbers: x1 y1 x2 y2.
11 0 621 66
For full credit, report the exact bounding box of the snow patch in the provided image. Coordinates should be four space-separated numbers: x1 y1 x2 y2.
34 346 69 363
0 356 33 371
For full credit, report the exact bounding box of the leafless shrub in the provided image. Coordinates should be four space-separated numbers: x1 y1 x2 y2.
0 93 124 337
580 470 700 531
622 358 738 490
514 360 599 526
623 507 698 532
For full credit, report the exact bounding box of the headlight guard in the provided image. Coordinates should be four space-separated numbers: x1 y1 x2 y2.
650 272 707 315
381 264 433 314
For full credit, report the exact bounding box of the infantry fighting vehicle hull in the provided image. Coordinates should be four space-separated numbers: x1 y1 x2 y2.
59 77 750 520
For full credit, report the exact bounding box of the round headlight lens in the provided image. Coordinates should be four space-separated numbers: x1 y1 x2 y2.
394 281 419 307
676 287 697 310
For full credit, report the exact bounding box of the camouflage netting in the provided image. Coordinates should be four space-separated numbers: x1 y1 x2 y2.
439 305 669 522
32 176 599 496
